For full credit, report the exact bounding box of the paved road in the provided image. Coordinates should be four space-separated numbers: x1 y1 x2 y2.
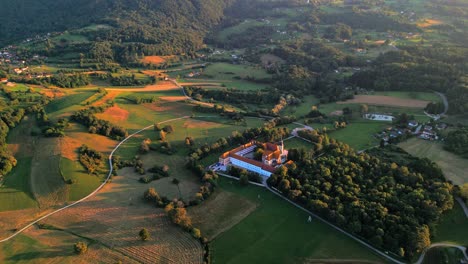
0 116 190 243
414 243 468 264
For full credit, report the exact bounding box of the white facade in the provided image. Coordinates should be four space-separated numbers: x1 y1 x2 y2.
230 158 272 177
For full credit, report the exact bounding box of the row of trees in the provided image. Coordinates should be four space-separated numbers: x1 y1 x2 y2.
268 140 453 259
71 104 128 140
78 145 104 175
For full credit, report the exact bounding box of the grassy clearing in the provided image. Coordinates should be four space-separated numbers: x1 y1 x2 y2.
59 158 103 201
283 95 320 117
328 120 387 150
432 202 468 245
284 137 315 150
212 177 386 264
398 138 467 185
0 158 37 211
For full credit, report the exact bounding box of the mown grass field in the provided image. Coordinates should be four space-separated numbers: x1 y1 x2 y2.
328 120 387 151
398 138 467 185
212 177 386 264
432 202 468 245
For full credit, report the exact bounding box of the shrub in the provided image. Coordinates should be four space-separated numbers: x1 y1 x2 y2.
74 242 88 254
239 174 249 186
139 228 150 241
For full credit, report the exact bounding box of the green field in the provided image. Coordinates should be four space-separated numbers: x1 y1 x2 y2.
327 120 387 151
398 138 468 185
432 202 468 245
45 92 96 114
284 95 320 117
59 158 103 201
212 177 386 263
177 62 273 91
0 158 37 211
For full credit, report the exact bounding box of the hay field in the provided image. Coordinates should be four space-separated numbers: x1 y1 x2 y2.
105 81 178 92
40 170 204 264
398 138 467 185
188 191 257 240
337 95 430 108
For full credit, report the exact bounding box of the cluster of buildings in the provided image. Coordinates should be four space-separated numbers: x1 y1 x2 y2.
218 141 289 177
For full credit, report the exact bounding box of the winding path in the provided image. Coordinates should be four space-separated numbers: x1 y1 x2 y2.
0 116 190 243
435 92 449 115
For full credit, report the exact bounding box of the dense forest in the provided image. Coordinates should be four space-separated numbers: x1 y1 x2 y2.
444 128 468 158
268 142 453 260
0 0 236 56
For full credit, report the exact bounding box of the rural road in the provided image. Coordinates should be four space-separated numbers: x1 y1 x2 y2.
0 116 190 243
413 243 468 264
435 92 449 115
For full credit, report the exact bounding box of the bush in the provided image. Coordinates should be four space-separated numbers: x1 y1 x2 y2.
191 228 201 239
139 228 150 241
239 174 249 186
74 242 88 254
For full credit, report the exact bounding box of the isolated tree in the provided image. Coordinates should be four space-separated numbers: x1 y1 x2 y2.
144 188 160 202
139 228 150 241
159 130 167 141
74 242 88 254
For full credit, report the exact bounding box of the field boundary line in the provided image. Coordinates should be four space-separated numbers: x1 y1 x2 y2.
0 116 189 243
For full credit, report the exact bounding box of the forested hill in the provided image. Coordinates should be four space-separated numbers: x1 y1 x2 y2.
0 0 235 54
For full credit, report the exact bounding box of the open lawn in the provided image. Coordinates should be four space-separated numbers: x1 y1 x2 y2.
328 120 387 150
212 177 386 264
398 138 467 185
432 202 468 245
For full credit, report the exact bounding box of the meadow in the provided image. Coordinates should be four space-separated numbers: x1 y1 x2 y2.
398 138 467 185
211 177 386 264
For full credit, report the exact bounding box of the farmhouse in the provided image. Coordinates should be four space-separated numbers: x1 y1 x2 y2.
219 141 288 177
